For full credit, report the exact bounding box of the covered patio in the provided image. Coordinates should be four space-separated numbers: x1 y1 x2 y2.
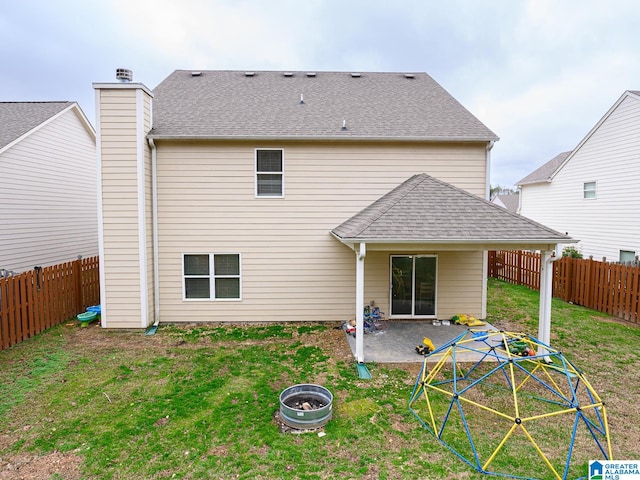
331 174 576 364
344 320 497 363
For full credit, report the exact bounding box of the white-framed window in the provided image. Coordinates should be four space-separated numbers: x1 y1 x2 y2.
183 253 241 300
583 181 597 199
255 148 284 197
619 250 636 264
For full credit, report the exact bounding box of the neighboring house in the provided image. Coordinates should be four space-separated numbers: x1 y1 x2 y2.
517 90 640 262
93 70 572 360
491 192 519 213
0 101 98 274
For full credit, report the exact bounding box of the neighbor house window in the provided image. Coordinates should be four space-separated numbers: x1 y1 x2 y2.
183 254 241 300
583 181 596 199
620 250 636 264
256 149 284 197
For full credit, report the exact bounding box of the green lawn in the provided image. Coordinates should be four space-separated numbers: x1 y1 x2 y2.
1 278 638 479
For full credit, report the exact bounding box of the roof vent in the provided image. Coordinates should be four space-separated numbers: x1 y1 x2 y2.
244 72 255 77
404 73 415 79
342 119 347 130
116 68 133 82
306 72 316 77
351 73 361 78
191 71 202 77
299 94 305 104
283 72 294 77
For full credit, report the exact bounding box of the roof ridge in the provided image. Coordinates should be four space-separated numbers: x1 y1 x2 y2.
172 69 425 75
0 101 72 104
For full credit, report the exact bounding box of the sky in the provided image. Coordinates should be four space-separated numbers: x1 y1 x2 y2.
2 0 639 188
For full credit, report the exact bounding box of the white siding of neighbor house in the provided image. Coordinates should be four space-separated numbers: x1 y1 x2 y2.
96 85 154 329
154 140 488 324
519 94 640 261
0 107 97 273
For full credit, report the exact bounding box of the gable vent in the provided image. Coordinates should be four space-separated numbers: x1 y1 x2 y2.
244 72 255 77
306 72 316 77
404 73 415 79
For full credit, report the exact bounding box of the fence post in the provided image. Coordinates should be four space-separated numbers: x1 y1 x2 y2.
73 259 83 313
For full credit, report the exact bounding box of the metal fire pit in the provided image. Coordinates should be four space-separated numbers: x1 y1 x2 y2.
279 384 333 429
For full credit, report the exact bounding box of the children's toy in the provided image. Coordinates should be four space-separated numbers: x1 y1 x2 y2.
415 336 436 355
363 305 385 333
409 329 611 480
451 313 486 327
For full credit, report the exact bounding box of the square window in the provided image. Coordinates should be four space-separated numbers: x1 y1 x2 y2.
256 149 283 197
620 250 636 264
185 277 211 299
214 254 240 276
183 254 241 300
184 254 209 276
583 181 596 199
215 278 241 299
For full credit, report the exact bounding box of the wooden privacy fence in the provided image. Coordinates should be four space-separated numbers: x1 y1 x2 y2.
0 256 100 351
489 251 640 325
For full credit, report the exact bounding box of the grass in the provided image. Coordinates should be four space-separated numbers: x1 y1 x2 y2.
0 278 639 479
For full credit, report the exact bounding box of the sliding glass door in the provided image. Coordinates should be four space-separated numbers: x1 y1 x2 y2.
390 255 437 317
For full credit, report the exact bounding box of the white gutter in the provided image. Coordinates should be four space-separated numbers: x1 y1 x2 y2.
485 140 495 200
329 232 576 246
147 134 499 143
483 139 495 320
516 185 523 214
355 242 366 363
148 138 160 329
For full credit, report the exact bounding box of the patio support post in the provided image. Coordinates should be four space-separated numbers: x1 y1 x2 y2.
355 242 366 363
538 249 554 360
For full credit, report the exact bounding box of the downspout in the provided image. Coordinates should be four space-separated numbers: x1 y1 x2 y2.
485 140 494 201
148 138 160 330
355 242 366 363
538 244 562 360
481 140 495 319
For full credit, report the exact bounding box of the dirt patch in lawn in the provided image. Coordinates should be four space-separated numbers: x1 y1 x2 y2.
0 451 83 480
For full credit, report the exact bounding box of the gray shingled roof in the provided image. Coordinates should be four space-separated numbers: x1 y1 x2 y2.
494 193 519 213
516 151 571 186
0 102 73 150
331 174 573 244
149 70 499 141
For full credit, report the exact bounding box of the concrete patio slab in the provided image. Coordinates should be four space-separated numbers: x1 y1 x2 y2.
344 320 496 363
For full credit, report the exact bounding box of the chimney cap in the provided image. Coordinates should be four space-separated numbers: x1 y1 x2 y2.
116 68 133 82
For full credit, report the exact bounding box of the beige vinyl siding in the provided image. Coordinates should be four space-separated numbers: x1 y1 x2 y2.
156 140 487 323
436 251 484 318
0 108 97 273
98 87 153 328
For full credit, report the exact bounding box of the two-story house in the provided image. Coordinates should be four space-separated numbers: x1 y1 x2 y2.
0 101 97 274
517 91 640 262
93 70 571 361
